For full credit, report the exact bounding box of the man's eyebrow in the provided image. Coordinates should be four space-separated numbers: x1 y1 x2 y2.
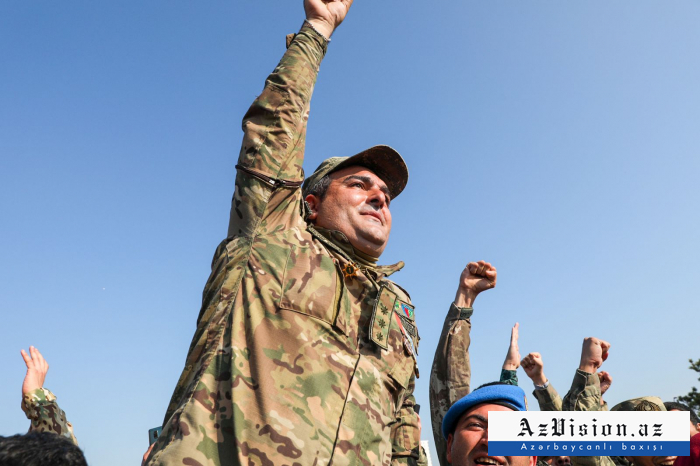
342 175 391 200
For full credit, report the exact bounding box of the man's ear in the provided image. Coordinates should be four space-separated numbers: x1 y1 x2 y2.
305 194 319 221
446 433 454 464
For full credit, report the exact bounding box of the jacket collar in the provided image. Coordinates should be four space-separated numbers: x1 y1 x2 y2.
309 226 404 278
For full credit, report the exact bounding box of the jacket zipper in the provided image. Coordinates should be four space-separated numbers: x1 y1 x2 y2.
235 164 303 188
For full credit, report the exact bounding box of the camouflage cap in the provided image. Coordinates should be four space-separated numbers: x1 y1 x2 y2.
611 396 666 412
301 145 408 200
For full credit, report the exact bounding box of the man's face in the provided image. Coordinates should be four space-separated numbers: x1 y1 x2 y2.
548 457 570 466
626 457 677 466
305 166 392 257
446 403 536 466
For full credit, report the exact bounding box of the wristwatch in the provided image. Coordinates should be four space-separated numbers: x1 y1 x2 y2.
534 380 549 390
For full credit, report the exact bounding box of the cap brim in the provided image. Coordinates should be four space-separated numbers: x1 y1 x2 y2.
332 145 408 200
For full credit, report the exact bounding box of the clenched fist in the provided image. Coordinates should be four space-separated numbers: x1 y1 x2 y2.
598 371 613 396
304 0 354 39
521 352 547 387
454 260 497 308
579 337 610 374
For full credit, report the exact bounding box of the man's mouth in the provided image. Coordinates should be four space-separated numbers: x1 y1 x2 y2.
361 211 383 224
474 456 504 466
654 458 677 466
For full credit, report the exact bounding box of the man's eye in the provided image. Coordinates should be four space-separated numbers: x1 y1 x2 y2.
466 422 486 430
351 182 363 188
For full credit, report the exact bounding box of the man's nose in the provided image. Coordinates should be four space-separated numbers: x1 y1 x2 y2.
368 187 387 209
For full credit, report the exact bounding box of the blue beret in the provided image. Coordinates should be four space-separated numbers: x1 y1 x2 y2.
442 384 528 440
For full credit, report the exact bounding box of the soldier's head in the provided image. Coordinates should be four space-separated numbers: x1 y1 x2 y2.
302 146 408 257
442 382 537 466
0 432 88 466
545 457 571 466
664 401 700 437
611 397 677 466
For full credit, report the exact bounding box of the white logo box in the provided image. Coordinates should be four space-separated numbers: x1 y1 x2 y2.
488 411 689 456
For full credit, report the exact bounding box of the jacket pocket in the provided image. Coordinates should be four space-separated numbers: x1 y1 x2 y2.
278 245 340 324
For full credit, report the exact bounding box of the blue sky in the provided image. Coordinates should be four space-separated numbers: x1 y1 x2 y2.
1 2 699 465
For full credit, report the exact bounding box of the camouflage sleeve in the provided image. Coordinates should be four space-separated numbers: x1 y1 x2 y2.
227 24 328 238
562 369 603 412
562 370 613 466
390 384 429 465
21 388 78 445
430 303 473 466
532 383 563 411
500 369 518 386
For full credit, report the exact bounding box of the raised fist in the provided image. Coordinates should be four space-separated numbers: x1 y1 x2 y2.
304 0 354 39
598 371 613 396
579 337 610 374
454 260 497 308
521 352 547 386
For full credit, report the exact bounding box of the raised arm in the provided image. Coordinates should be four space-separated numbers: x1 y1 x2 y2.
562 337 610 412
521 352 563 411
500 323 520 386
227 0 353 238
563 338 615 466
20 347 78 445
430 261 497 466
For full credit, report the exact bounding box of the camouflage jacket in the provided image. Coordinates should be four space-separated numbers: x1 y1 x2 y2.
533 383 563 412
22 387 78 445
428 307 525 466
147 25 424 466
429 303 473 466
562 370 618 466
534 379 608 412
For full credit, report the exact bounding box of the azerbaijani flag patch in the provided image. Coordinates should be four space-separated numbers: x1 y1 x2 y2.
394 300 415 320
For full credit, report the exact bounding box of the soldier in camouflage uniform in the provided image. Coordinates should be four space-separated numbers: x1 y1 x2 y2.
146 1 428 464
429 260 497 466
20 346 78 445
429 262 542 466
562 337 677 466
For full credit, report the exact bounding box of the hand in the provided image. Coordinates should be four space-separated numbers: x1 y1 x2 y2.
142 443 155 466
578 337 610 374
521 352 547 386
304 0 354 39
502 323 520 371
21 346 49 396
454 260 497 307
598 371 613 396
